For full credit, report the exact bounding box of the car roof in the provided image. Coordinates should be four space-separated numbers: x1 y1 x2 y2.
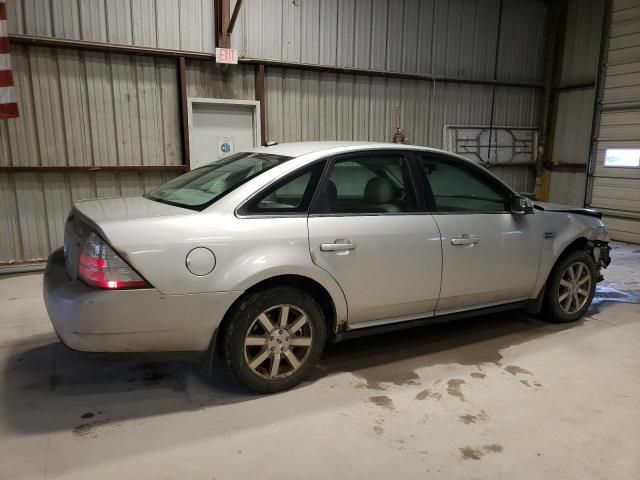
249 141 447 158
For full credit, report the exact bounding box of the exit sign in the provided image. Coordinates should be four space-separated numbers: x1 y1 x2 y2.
215 48 238 64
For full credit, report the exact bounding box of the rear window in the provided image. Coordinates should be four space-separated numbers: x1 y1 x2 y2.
145 152 292 211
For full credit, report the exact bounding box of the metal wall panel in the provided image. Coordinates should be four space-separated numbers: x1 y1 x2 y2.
496 0 547 83
548 171 588 206
186 60 256 99
265 67 540 189
552 88 596 165
7 0 215 52
0 46 181 168
591 0 640 242
548 0 603 207
1 1 550 264
0 45 183 263
560 0 605 85
233 0 546 82
0 171 177 263
0 52 262 263
487 165 536 193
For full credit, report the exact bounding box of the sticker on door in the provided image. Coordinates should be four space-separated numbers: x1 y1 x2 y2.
218 137 235 159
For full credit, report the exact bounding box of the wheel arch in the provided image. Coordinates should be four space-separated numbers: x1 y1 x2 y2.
534 236 595 298
216 274 344 352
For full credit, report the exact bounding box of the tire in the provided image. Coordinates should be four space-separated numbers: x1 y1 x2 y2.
543 250 597 323
221 286 326 394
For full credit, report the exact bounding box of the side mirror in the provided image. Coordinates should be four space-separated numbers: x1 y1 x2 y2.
511 195 534 214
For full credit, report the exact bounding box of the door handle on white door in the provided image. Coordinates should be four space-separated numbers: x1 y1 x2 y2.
320 240 357 252
451 235 479 246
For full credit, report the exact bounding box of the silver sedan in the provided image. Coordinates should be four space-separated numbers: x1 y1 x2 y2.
44 142 611 393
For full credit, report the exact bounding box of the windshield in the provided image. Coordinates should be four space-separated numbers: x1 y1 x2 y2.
145 152 292 211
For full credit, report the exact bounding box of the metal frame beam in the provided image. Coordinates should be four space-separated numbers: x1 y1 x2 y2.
535 0 569 201
254 63 267 145
10 34 212 59
228 0 244 35
9 34 545 90
216 0 231 48
178 57 191 169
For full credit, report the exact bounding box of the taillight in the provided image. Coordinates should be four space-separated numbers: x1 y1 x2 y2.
78 232 149 289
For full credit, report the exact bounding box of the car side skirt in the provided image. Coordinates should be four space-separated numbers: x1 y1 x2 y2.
331 299 534 343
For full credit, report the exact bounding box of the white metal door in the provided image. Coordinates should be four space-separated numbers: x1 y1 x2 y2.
189 99 260 169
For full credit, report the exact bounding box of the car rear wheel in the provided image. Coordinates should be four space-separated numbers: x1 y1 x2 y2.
543 250 597 323
221 286 326 393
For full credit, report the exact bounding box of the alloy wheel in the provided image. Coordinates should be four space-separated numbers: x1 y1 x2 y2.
243 304 314 380
557 261 592 314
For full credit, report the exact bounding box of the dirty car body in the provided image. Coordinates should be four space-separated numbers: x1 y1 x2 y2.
43 142 611 392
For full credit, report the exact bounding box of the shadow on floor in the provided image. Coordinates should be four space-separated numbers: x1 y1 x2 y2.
2 306 596 435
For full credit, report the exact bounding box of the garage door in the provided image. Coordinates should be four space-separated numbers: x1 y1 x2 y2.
590 0 640 243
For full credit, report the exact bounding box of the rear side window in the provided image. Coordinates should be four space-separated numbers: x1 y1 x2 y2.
145 152 292 211
316 154 417 214
420 156 510 213
243 163 324 214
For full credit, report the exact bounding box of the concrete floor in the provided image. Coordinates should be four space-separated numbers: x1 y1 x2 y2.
1 242 639 480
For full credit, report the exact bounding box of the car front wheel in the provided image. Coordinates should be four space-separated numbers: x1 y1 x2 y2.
221 286 326 393
543 250 597 323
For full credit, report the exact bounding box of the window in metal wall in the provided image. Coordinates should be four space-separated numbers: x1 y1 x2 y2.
604 149 640 168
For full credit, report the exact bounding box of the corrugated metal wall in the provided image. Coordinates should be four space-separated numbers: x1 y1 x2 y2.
0 46 182 168
547 0 604 207
591 0 640 243
0 48 245 264
6 0 216 52
0 171 178 264
265 67 540 192
233 0 546 82
1 0 550 263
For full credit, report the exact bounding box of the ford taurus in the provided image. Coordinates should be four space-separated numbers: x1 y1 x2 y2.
43 142 611 393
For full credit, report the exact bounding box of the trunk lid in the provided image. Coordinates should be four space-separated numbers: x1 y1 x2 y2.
63 196 195 280
73 195 193 223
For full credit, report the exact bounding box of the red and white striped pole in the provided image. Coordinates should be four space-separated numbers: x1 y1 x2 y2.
0 0 18 119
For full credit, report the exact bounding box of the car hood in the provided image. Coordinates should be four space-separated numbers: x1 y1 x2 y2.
533 201 602 219
74 196 196 223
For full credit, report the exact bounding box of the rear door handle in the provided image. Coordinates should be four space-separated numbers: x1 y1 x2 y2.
451 235 479 246
320 240 357 252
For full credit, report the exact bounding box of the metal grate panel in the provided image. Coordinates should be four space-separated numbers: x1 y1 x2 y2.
444 126 538 164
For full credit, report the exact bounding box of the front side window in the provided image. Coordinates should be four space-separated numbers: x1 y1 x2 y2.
318 154 417 214
420 156 510 213
145 152 292 211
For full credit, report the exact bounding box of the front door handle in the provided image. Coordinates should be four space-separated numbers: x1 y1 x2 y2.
320 240 357 252
451 235 479 246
